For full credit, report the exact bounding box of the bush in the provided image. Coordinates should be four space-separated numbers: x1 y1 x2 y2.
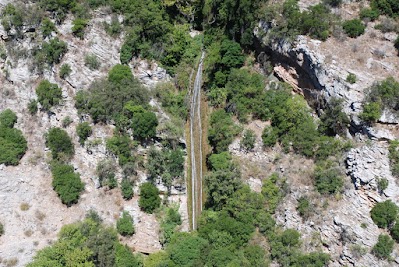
76 122 92 145
389 140 399 177
59 63 72 79
131 111 158 142
208 109 240 153
96 159 117 188
371 0 399 17
319 97 350 136
372 234 394 259
390 221 399 242
0 222 3 236
139 182 161 213
117 211 135 236
297 196 311 219
0 109 17 128
360 8 380 21
370 200 398 228
367 77 399 111
62 116 73 128
359 102 381 122
262 173 283 214
313 160 344 195
377 177 389 193
28 100 38 115
84 54 100 70
36 80 62 110
41 18 56 38
346 73 356 84
41 37 68 65
51 162 84 206
106 134 136 167
323 0 342 7
46 128 74 160
395 36 399 53
121 178 133 200
0 110 27 165
343 19 366 38
240 130 256 151
72 18 87 39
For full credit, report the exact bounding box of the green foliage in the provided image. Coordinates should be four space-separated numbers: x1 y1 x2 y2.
72 18 87 39
346 73 357 84
0 109 17 128
131 110 158 142
262 173 284 214
377 177 389 193
390 220 399 243
360 8 380 21
359 102 381 122
139 182 161 213
343 19 366 38
46 127 74 160
59 63 72 79
51 162 84 206
208 109 240 153
370 200 398 228
262 125 278 147
371 0 399 17
313 160 344 195
395 36 399 54
160 207 182 245
40 37 68 65
241 129 256 151
297 196 311 219
116 211 135 236
147 146 185 190
367 77 399 112
28 216 141 267
84 54 100 70
389 140 399 177
75 65 149 123
372 234 394 260
208 152 232 171
106 134 136 167
121 178 134 200
41 18 56 38
96 159 117 188
155 82 188 120
0 110 27 166
167 232 208 266
62 116 73 128
0 222 3 236
1 4 24 35
35 80 62 110
39 0 77 23
205 161 242 210
300 4 331 40
104 14 122 37
319 97 350 136
323 0 342 7
76 122 92 145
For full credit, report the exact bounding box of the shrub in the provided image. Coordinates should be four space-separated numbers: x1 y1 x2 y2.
106 134 136 167
41 37 68 65
121 178 133 200
395 36 399 55
72 18 87 39
377 177 389 193
297 196 311 219
96 159 117 188
46 127 74 160
343 19 365 38
84 54 100 70
389 140 399 177
240 129 256 151
0 222 3 236
262 173 283 214
62 116 73 128
208 109 240 153
319 97 350 136
51 162 84 206
0 110 27 166
0 109 17 128
359 102 381 123
139 182 161 213
131 111 158 142
116 211 135 236
76 122 92 145
323 0 342 7
262 125 278 147
367 77 399 111
372 234 394 259
41 18 56 38
59 63 72 79
346 73 356 84
371 0 399 17
36 80 62 110
390 221 399 242
360 8 380 21
313 160 344 195
370 200 398 228
28 100 38 115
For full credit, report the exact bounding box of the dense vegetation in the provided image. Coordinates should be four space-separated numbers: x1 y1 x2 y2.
0 109 27 165
36 80 63 111
116 211 135 236
139 182 161 214
46 127 74 160
389 140 399 177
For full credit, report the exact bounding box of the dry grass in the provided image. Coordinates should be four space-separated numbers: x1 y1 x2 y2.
24 230 33 237
35 210 46 221
3 258 18 267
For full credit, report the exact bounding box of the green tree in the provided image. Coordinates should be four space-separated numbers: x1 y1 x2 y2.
121 178 134 200
41 37 68 65
106 134 136 167
313 160 344 195
208 109 240 153
360 102 381 122
96 159 117 188
372 234 394 259
115 243 140 267
132 111 158 142
72 18 87 39
390 221 399 242
59 63 72 79
28 100 38 115
343 19 366 38
36 80 62 110
139 182 161 213
370 200 398 228
262 173 283 213
46 127 74 160
51 162 84 206
41 18 56 38
0 109 17 128
116 211 135 236
76 122 92 145
167 232 208 266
